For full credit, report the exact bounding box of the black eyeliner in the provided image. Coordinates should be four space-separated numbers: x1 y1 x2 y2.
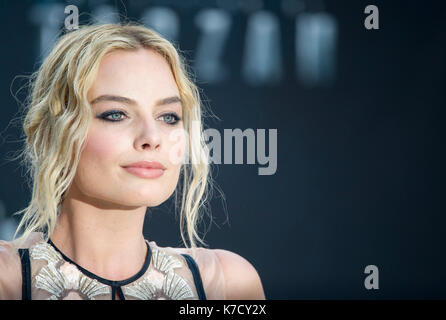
96 110 127 122
96 110 182 124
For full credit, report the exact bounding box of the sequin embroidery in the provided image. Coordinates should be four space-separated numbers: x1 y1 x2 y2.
122 248 194 300
29 240 197 300
31 242 110 300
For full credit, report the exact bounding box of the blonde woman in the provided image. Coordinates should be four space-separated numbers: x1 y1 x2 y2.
0 23 265 300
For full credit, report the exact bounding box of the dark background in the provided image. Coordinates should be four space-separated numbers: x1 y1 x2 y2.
0 0 445 299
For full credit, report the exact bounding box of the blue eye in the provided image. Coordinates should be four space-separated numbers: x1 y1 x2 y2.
97 110 181 125
98 110 127 122
160 113 181 125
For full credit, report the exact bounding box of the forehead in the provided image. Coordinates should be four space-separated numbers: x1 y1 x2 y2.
88 48 179 103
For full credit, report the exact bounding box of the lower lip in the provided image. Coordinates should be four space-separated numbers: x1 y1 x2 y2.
123 167 165 178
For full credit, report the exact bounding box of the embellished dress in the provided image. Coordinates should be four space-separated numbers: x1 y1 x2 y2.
0 233 226 300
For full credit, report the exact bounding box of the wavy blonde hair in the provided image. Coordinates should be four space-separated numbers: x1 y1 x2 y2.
12 22 215 249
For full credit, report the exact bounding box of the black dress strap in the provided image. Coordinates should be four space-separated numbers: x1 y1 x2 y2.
181 253 207 300
18 248 32 300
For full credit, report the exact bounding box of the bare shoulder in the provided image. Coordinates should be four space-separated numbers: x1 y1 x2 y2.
0 239 22 273
0 240 22 299
0 240 16 263
0 232 45 299
213 249 266 300
167 244 265 299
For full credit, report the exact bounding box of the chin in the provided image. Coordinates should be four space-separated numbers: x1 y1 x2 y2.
124 193 170 208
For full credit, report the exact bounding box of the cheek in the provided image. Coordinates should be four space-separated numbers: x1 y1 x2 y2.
166 128 188 166
79 128 123 172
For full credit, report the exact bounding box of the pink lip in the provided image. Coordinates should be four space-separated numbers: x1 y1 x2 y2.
123 161 166 179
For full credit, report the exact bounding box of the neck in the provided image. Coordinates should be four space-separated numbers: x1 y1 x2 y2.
51 194 148 281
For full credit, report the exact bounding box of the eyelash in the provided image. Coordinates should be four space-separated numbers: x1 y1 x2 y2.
97 110 182 125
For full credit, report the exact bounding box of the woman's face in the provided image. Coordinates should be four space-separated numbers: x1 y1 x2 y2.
72 48 187 208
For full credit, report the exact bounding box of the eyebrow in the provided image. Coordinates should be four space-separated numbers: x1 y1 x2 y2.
89 94 183 107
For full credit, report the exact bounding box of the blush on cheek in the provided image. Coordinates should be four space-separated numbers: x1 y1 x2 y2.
73 130 121 200
87 124 131 164
84 130 117 158
77 129 122 180
176 138 186 158
166 129 187 166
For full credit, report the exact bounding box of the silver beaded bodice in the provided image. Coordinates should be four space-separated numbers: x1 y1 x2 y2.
27 240 200 300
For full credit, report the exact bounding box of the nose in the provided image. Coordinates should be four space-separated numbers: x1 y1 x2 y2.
134 117 161 151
